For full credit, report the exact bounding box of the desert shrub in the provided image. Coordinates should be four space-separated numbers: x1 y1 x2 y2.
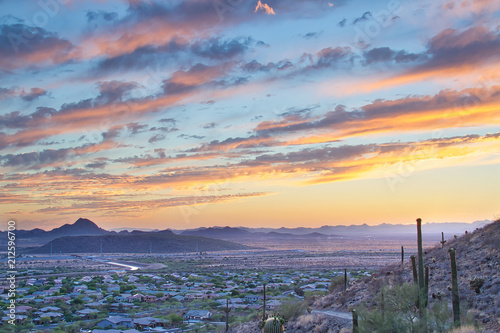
278 300 307 320
427 300 453 333
329 275 345 292
356 282 471 333
358 283 424 332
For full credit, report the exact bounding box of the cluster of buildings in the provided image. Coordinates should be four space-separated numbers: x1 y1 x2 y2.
1 269 344 332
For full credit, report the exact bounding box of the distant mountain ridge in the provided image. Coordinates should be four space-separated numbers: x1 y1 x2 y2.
28 232 253 254
235 220 491 236
3 218 491 246
181 227 338 240
174 220 491 241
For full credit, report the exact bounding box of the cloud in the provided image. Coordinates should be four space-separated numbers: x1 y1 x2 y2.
203 122 217 129
313 46 353 68
0 87 48 102
353 11 371 24
0 107 56 130
21 87 47 102
114 151 220 168
93 39 187 74
86 10 119 23
303 31 321 39
242 59 294 73
3 129 499 217
162 62 240 96
0 139 118 170
252 85 500 145
126 122 149 135
178 134 205 140
357 27 500 92
0 87 17 100
191 37 253 60
363 47 424 65
34 192 270 216
0 23 78 70
85 160 108 169
148 134 166 143
187 135 278 152
422 26 500 71
95 80 139 104
254 1 275 15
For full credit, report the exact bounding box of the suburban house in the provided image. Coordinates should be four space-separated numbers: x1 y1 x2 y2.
132 316 167 330
183 310 212 322
76 308 99 319
97 316 134 329
265 300 282 311
244 295 261 303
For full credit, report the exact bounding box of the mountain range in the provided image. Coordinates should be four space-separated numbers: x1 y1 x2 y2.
28 231 253 254
1 218 491 252
175 220 491 240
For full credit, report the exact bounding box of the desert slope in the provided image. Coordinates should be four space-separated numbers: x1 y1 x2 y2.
229 219 500 333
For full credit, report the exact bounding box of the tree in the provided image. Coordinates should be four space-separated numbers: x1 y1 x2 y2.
167 312 183 323
293 286 304 296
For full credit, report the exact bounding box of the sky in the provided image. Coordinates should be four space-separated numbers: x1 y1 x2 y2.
1 0 500 231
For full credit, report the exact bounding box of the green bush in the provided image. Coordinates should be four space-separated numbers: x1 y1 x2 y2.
357 283 460 333
278 300 307 320
167 312 183 323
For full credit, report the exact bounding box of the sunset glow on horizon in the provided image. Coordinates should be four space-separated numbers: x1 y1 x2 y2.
1 0 500 231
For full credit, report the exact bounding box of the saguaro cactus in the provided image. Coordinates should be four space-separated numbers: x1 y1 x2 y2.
401 246 404 265
344 268 347 291
410 255 418 284
224 299 231 331
352 309 359 333
440 232 446 248
262 317 285 333
416 218 425 302
449 247 460 327
415 218 429 308
424 265 429 306
262 283 267 322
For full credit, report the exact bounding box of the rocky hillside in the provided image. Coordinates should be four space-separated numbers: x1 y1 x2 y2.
230 219 500 333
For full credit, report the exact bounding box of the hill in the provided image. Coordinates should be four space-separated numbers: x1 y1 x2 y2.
48 217 109 236
28 232 254 254
12 218 109 241
229 219 500 333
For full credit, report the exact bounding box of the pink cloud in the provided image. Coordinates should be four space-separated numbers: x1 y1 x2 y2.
254 1 275 15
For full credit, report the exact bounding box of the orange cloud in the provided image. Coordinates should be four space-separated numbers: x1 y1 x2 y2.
3 132 499 217
254 1 276 15
260 85 500 146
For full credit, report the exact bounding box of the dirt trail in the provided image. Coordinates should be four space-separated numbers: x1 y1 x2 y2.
311 309 352 321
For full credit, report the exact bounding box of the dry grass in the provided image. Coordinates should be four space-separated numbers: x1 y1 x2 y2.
448 325 481 333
